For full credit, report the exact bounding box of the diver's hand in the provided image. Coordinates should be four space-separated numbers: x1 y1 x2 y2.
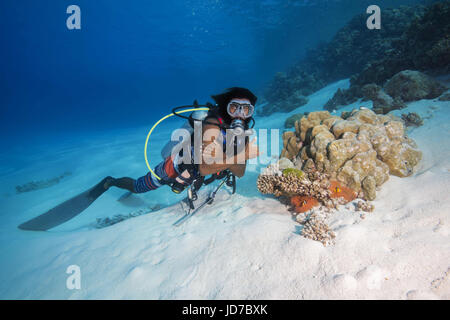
202 137 261 164
201 139 222 164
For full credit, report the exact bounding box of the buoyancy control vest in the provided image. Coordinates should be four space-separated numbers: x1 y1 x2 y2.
162 102 254 160
162 101 254 194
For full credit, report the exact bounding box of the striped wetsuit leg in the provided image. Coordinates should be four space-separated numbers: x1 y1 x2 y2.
134 155 180 193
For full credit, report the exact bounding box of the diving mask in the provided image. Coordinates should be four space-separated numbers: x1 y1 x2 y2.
226 99 255 119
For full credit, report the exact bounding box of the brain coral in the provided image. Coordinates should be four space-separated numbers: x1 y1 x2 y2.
277 108 422 200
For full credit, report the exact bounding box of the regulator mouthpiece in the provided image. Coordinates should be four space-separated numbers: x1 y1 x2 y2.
230 119 245 136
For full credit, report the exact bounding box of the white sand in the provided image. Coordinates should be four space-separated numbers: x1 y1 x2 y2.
0 80 449 299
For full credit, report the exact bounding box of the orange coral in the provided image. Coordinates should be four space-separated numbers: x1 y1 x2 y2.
291 195 319 213
328 181 357 202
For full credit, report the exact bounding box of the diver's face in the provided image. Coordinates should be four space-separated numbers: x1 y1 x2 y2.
227 98 252 120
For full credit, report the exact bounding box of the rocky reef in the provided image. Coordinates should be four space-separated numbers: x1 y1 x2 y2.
360 82 406 114
438 92 450 101
260 79 310 115
263 4 432 112
384 70 447 102
373 70 445 114
326 0 450 111
324 86 362 112
257 109 422 245
263 2 449 114
353 1 450 87
401 112 424 128
326 69 447 114
284 112 308 128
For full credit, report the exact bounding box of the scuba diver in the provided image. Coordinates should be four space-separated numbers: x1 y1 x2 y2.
101 87 260 197
18 87 261 231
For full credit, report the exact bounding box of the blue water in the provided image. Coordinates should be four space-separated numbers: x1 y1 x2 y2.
1 0 445 300
1 0 428 146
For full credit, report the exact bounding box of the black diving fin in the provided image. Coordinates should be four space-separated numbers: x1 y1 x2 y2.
18 177 112 231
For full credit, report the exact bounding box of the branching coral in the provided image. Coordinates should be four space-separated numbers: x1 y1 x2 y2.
257 163 358 208
299 213 336 246
257 160 369 246
256 172 325 198
355 200 375 213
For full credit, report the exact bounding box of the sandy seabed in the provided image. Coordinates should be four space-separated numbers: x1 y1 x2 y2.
0 79 449 299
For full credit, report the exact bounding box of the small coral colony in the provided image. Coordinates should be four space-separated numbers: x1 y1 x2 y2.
254 1 450 245
257 108 423 245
